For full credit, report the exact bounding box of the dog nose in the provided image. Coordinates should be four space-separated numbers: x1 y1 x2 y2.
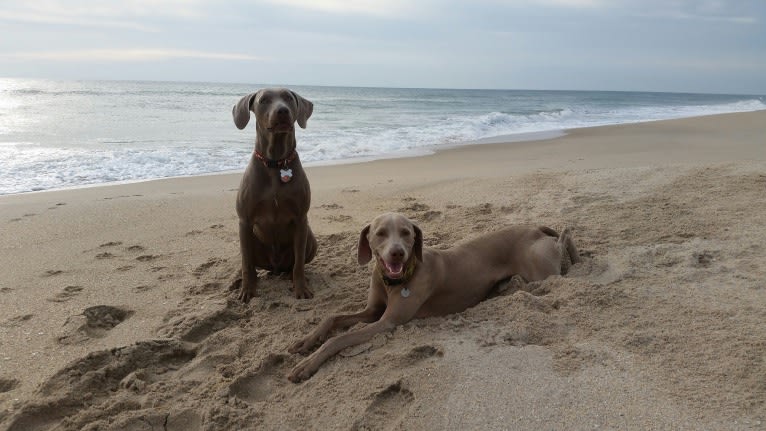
277 106 289 117
389 246 405 261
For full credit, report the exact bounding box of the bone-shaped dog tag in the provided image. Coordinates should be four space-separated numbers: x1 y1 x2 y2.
400 287 410 298
280 168 293 183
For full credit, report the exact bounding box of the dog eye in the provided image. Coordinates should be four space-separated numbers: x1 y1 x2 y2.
258 97 270 105
375 230 387 237
400 229 410 237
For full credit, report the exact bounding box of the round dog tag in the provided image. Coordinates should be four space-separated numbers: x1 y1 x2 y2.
400 287 410 298
280 168 293 183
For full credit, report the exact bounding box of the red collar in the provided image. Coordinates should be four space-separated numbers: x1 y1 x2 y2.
254 150 297 169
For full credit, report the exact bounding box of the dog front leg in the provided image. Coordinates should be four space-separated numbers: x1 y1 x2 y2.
288 307 383 354
237 220 260 303
292 215 313 299
288 319 396 383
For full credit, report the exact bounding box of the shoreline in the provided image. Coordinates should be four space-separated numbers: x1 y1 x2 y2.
2 109 765 198
1 109 765 429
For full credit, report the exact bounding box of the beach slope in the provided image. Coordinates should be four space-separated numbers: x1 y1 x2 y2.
1 111 765 430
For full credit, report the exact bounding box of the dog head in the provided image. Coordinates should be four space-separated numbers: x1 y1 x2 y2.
232 88 313 132
357 212 423 280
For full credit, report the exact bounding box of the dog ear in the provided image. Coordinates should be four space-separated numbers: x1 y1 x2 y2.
357 224 372 265
291 90 313 129
412 223 423 262
232 91 260 130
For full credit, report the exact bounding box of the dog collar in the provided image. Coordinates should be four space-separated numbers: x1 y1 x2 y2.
254 150 297 183
378 258 417 291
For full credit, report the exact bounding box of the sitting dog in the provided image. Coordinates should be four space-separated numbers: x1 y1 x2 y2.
231 88 317 302
288 212 580 382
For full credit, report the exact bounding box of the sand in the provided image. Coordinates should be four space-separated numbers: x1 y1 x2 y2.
1 110 765 430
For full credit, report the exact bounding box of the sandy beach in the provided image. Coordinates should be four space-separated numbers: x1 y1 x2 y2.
1 110 765 430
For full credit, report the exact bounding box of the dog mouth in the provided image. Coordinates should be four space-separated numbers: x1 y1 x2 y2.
267 123 294 133
379 257 405 279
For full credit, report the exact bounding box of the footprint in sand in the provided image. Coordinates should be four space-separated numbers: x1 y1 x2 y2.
324 214 352 223
1 287 13 293
99 241 123 248
229 354 287 403
415 210 442 222
57 305 134 345
352 381 415 431
42 269 64 277
125 245 145 252
157 307 241 342
95 252 115 259
319 203 343 209
398 202 430 212
692 250 718 268
136 254 159 262
192 257 225 278
4 339 195 431
0 377 20 393
0 314 34 328
397 345 444 367
133 285 152 292
188 282 223 295
48 285 84 303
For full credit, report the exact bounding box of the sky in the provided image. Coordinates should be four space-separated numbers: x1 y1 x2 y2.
1 0 764 94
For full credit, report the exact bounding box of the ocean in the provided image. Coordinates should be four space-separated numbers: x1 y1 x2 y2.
1 78 764 195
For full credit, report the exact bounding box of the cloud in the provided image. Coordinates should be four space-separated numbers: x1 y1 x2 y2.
0 1 208 31
0 10 157 31
6 49 263 62
534 0 603 7
607 0 758 24
646 11 757 24
257 0 415 16
488 0 604 8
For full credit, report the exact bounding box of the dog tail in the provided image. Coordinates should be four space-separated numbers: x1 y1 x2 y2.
538 226 559 238
540 226 581 274
558 227 581 268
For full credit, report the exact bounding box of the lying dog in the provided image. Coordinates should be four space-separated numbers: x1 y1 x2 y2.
287 212 580 382
232 88 318 302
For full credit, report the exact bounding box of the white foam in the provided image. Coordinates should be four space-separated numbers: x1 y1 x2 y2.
1 80 764 195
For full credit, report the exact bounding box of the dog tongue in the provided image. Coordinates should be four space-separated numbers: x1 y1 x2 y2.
385 261 404 277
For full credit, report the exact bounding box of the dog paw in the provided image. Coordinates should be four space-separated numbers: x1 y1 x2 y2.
287 358 316 383
288 336 317 354
238 289 253 303
233 273 257 302
293 284 314 300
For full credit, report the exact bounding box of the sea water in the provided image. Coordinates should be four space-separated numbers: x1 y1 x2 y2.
1 78 763 195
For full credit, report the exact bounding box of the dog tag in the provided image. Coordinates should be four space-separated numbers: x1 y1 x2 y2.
280 168 293 183
400 287 410 298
